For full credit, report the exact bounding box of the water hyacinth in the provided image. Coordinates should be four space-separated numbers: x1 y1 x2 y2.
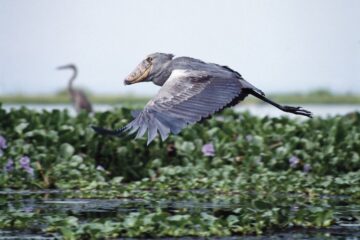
255 157 262 165
0 135 7 157
19 156 34 176
245 134 254 142
20 156 30 168
303 163 312 173
289 156 300 168
23 206 34 213
96 165 105 171
4 158 14 173
290 204 300 212
202 143 215 157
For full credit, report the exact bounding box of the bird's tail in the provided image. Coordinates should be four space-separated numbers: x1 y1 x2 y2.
91 125 127 136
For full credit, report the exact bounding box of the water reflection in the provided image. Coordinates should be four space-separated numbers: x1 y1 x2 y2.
0 190 359 239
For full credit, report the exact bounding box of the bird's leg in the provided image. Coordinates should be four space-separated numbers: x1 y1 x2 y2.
248 89 313 118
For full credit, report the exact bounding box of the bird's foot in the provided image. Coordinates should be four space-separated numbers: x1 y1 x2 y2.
282 106 313 118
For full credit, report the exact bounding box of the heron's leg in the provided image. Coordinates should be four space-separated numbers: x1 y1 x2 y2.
248 90 313 118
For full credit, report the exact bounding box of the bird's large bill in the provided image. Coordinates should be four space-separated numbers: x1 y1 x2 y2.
124 60 152 85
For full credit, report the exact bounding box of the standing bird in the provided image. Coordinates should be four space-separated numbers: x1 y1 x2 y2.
92 53 312 144
57 64 93 113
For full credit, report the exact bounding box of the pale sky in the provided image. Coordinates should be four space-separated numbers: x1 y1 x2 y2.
0 0 359 96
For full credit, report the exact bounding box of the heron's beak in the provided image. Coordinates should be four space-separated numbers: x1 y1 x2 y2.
124 60 152 85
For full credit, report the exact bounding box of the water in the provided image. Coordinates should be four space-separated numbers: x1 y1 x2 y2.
0 190 359 239
3 103 360 118
239 104 360 118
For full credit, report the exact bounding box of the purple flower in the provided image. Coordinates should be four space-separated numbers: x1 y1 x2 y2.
20 156 30 168
0 135 7 149
291 204 299 212
96 165 105 171
19 156 34 176
23 206 34 213
5 158 14 172
289 156 299 168
245 135 253 142
202 143 215 157
303 163 312 173
0 135 7 157
25 167 34 176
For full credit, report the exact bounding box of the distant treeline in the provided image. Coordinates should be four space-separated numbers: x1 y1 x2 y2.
0 89 359 105
268 89 360 104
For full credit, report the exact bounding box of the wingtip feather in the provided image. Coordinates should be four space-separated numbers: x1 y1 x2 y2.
91 125 126 136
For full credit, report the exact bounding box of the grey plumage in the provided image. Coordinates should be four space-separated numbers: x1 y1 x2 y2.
92 53 312 144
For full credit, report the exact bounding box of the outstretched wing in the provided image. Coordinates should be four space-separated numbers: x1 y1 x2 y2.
93 69 251 144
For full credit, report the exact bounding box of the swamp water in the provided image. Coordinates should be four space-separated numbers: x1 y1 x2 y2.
0 190 359 239
3 104 360 118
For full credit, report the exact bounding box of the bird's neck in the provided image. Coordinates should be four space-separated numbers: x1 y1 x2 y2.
152 62 173 86
68 69 78 92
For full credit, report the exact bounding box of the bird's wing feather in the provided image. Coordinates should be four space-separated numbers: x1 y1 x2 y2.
110 69 248 144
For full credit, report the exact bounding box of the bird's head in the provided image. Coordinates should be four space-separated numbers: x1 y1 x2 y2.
57 64 77 72
124 53 174 85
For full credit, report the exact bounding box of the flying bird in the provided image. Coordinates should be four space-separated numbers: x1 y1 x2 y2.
92 53 312 144
57 64 93 113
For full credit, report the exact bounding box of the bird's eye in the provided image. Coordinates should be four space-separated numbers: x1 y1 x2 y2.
147 57 153 62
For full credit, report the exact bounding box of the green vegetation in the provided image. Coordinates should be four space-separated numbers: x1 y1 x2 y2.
0 103 359 238
270 89 360 105
1 89 360 105
0 94 150 106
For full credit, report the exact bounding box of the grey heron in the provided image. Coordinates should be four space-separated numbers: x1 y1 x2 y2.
57 64 93 113
92 53 312 144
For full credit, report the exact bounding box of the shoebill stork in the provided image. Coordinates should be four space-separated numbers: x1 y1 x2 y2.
92 53 312 144
57 64 93 113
